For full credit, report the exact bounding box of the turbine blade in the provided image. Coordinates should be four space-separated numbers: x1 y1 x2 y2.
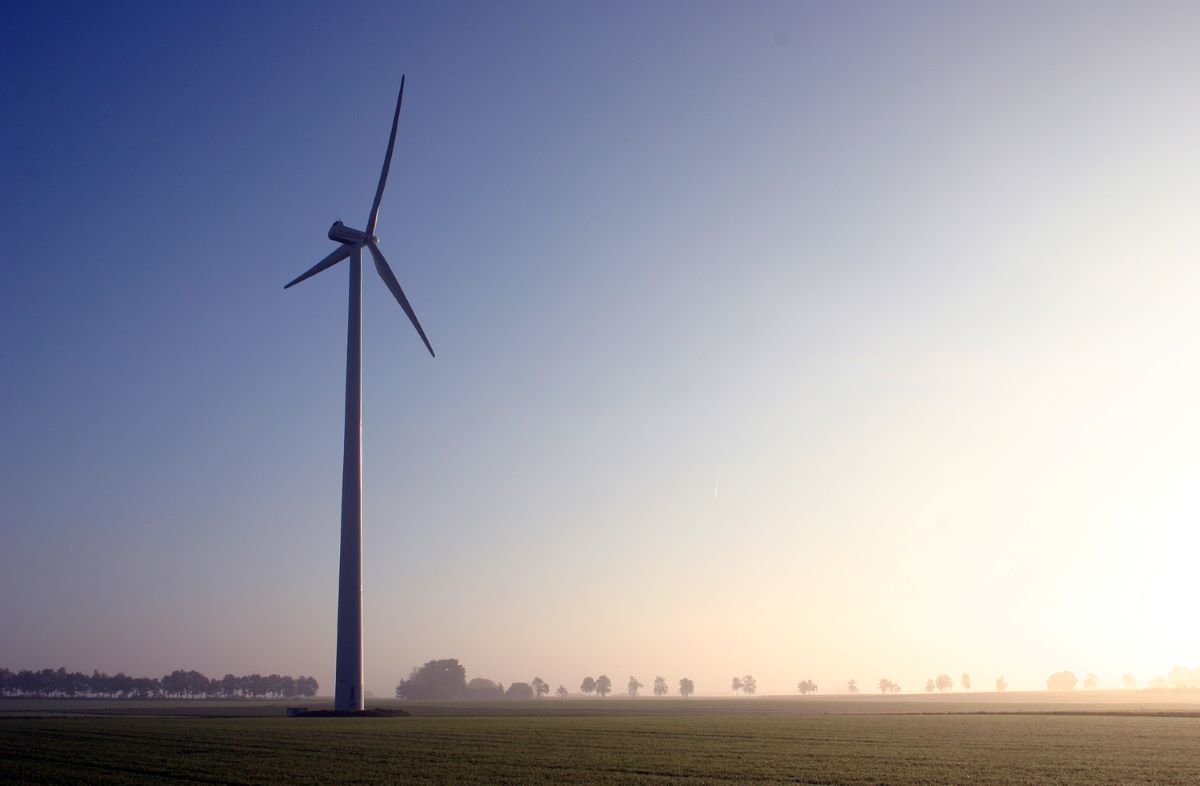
284 244 352 289
365 76 405 236
365 239 435 357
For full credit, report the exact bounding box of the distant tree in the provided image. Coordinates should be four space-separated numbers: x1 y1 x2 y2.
925 679 935 693
556 684 568 699
112 673 137 698
531 677 549 699
878 679 900 693
995 676 1007 692
395 659 467 700
741 675 757 696
464 678 504 699
1046 671 1078 691
731 676 743 694
1168 665 1199 688
679 678 695 698
627 676 643 697
133 676 161 698
961 673 971 690
847 679 859 693
1150 675 1169 689
580 676 596 696
1122 674 1136 690
936 674 953 692
1083 673 1099 690
797 680 818 695
653 676 668 697
161 669 212 698
506 682 534 699
595 675 612 697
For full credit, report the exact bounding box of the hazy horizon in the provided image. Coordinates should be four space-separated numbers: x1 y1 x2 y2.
3 1 1198 700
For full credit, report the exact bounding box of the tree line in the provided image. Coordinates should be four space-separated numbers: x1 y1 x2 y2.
394 660 699 700
831 670 1196 694
0 666 318 699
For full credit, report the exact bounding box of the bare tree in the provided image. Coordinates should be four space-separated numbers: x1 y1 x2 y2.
679 677 695 698
653 676 668 697
580 676 595 696
627 676 643 697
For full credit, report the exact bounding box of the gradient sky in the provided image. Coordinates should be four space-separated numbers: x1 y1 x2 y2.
2 1 1198 697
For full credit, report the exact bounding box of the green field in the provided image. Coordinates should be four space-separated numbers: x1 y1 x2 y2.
3 696 1199 784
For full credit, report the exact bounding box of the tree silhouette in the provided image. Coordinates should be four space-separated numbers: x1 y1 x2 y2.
531 676 549 699
556 684 568 699
935 674 953 691
961 673 971 690
1046 671 1078 691
1122 674 1136 689
925 678 935 693
653 676 668 697
741 675 757 696
464 678 504 699
395 659 467 700
679 677 694 698
731 676 743 694
797 680 818 695
847 679 859 693
505 682 534 699
1083 673 1099 689
595 675 612 697
995 676 1007 692
878 678 900 693
627 676 643 697
580 676 595 696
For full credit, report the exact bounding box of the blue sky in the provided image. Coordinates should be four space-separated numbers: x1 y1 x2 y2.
3 1 1199 696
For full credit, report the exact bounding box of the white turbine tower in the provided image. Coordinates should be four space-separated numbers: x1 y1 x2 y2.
285 76 433 712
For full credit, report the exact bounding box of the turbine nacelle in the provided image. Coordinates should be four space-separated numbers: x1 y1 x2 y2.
328 221 374 246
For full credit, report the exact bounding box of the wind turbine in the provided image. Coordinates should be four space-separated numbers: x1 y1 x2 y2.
285 76 433 712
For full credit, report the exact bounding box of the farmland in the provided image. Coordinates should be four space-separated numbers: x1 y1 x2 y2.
3 695 1199 784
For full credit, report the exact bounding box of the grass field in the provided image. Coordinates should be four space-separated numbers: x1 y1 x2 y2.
3 695 1199 784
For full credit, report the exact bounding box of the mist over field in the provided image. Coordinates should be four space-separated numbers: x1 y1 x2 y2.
3 0 1198 709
